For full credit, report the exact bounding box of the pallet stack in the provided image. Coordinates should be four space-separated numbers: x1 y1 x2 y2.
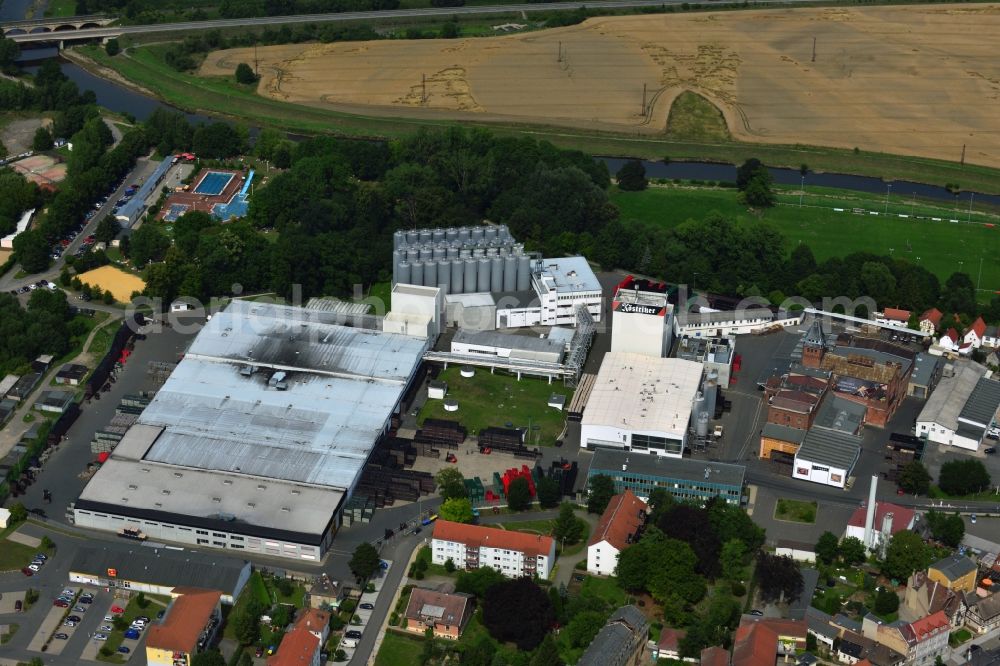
501 465 536 498
415 419 466 452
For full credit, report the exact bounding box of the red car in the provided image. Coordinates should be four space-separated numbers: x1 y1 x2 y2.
111 605 124 614
84 235 95 244
21 567 33 577
53 600 69 607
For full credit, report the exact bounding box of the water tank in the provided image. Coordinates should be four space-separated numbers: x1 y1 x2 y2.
419 229 432 244
485 226 497 242
411 261 424 287
486 247 498 258
447 245 459 260
503 255 517 291
451 259 464 294
471 227 485 243
497 224 509 241
491 256 503 292
464 259 477 293
458 227 470 243
703 370 719 418
696 412 709 438
473 247 485 258
516 255 531 291
420 246 435 262
393 230 405 250
460 248 471 259
406 230 419 245
424 260 437 289
446 228 458 242
433 245 446 261
433 228 445 243
392 250 401 282
693 390 705 418
406 248 419 263
437 259 451 294
477 258 490 294
396 262 411 286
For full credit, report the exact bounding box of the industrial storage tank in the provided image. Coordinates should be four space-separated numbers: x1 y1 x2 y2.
411 261 424 287
393 230 405 250
451 259 464 294
447 245 459 260
477 258 490 293
485 226 497 242
392 251 401 281
419 230 432 244
406 230 419 245
471 227 485 243
446 228 458 242
696 412 710 438
486 246 498 258
503 255 517 291
458 227 470 243
433 228 445 243
424 261 437 289
497 224 510 241
437 259 451 294
421 247 436 262
490 256 503 292
433 245 446 261
396 262 411 286
464 259 477 293
473 247 485 258
406 248 419 263
460 248 471 259
516 255 531 291
703 370 718 419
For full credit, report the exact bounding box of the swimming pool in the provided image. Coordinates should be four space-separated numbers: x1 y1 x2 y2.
194 171 234 196
163 203 189 222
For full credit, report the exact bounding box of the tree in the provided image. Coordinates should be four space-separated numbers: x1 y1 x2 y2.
349 542 381 583
435 467 467 499
40 535 54 550
898 461 931 495
720 538 747 581
444 557 456 573
482 578 553 650
32 126 54 151
239 652 253 666
105 38 120 56
530 633 563 666
0 37 19 71
94 216 120 244
839 536 867 566
455 565 505 598
873 586 900 615
939 459 991 496
8 503 27 524
553 503 584 546
942 272 977 317
136 592 148 608
439 20 460 38
564 610 606 648
536 476 561 509
736 158 764 190
235 63 259 85
12 228 50 274
741 169 776 207
616 159 648 191
815 531 840 565
275 577 294 597
506 476 531 511
191 651 226 666
192 122 245 159
439 497 475 524
882 530 931 581
102 290 115 304
860 261 897 307
756 552 803 603
127 223 170 268
587 474 615 514
925 510 965 548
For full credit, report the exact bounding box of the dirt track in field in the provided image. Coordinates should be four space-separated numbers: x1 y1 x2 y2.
199 4 1000 167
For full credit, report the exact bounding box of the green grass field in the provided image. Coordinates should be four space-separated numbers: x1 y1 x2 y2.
70 44 1000 195
417 366 572 444
43 0 77 17
0 538 39 571
497 514 591 556
666 91 730 143
223 571 270 639
774 498 817 524
374 631 425 666
612 185 1000 295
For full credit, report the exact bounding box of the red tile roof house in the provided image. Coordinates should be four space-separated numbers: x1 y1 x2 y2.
732 621 780 666
403 587 474 640
702 646 731 666
862 610 949 666
587 490 647 576
431 520 556 579
145 588 222 666
938 328 960 352
965 317 988 349
653 628 697 662
267 608 330 666
877 309 911 327
919 309 943 336
739 616 808 654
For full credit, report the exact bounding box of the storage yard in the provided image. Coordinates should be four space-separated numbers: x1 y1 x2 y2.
198 4 1000 167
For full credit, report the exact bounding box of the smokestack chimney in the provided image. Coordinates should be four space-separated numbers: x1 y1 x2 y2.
864 475 878 549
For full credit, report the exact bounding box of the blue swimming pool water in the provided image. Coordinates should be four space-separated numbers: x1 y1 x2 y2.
194 171 233 196
163 203 189 222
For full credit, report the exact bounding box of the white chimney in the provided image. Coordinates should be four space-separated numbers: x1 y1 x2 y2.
864 475 878 549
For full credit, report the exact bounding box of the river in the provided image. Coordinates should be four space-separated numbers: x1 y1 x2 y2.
12 47 1000 206
0 0 43 22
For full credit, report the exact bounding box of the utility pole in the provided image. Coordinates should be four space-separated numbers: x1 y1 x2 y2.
799 174 805 207
978 256 984 292
961 144 966 165
811 36 816 62
422 73 426 104
968 192 975 223
641 84 647 116
254 42 259 76
884 183 892 215
558 41 562 63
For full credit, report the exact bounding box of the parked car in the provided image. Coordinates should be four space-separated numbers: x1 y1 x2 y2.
72 605 87 613
345 630 363 639
94 633 109 641
36 554 48 561
15 600 22 612
972 514 978 524
53 633 69 640
360 603 375 610
79 596 93 604
111 605 124 614
67 615 81 622
124 629 140 640
53 600 69 608
21 567 33 577
99 625 113 632
987 447 997 455
28 564 42 572
118 646 131 654
63 620 77 627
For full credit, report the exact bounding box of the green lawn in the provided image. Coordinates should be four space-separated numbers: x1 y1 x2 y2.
774 499 817 524
0 623 18 644
579 575 627 608
413 545 452 577
497 516 591 557
98 595 153 663
0 537 52 572
418 366 572 445
666 91 730 143
374 630 425 666
263 577 306 608
951 628 973 647
224 571 270 640
612 185 1000 294
44 0 77 17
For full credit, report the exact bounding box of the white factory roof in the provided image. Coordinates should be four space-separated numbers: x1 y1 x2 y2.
0 208 34 248
538 257 601 294
917 360 988 431
583 353 704 438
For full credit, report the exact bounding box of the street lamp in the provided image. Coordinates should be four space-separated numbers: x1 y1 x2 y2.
884 183 892 215
968 192 975 223
799 174 805 208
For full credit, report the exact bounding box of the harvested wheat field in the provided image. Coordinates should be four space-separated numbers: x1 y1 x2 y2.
200 4 1000 167
77 265 145 302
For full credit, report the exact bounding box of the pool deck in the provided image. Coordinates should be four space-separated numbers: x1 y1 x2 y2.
156 168 245 221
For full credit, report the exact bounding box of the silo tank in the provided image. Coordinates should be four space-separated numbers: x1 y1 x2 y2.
516 255 531 291
477 258 490 294
433 245 446 261
406 249 419 263
464 259 477 293
437 260 451 294
473 247 484 258
419 230 432 244
484 226 497 242
486 247 498 258
491 256 503 292
458 227 470 243
420 247 435 262
393 230 405 250
424 260 437 289
447 245 459 260
471 227 484 243
451 259 464 294
396 262 411 286
503 255 517 291
411 261 424 287
460 248 471 259
696 412 709 438
497 224 509 241
446 228 458 242
406 230 419 245
433 228 445 243
392 251 401 282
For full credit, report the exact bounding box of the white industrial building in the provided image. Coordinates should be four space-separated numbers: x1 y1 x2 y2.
581 353 704 458
431 520 556 579
1 208 34 249
74 300 430 561
916 361 1000 450
676 336 736 386
611 277 673 358
792 428 861 488
384 283 444 339
495 256 602 329
674 308 802 338
450 328 569 365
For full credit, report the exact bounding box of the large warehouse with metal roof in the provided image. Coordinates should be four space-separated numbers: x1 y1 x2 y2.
73 300 431 561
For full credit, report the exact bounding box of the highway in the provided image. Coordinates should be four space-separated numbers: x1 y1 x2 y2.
6 0 840 43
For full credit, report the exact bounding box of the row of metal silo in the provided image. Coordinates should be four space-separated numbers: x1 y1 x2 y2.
393 225 512 251
394 254 532 294
393 240 525 266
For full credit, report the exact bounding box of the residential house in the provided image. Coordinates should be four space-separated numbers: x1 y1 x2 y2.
145 588 223 666
431 520 556 579
844 501 916 552
927 554 978 594
863 611 950 666
965 317 988 350
306 575 344 611
805 607 838 649
653 628 696 663
738 616 807 653
403 588 474 640
733 621 780 666
984 325 999 349
587 489 647 576
267 608 330 666
577 605 649 666
838 631 875 665
939 328 960 352
55 363 88 386
877 309 911 327
919 309 943 337
903 571 965 628
966 592 1000 634
701 646 731 666
847 622 907 666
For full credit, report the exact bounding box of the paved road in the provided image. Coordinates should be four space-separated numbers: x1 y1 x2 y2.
6 0 847 43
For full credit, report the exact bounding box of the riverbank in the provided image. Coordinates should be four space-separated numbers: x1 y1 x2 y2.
68 42 1000 195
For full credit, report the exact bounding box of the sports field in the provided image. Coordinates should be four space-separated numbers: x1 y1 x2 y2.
612 185 1000 294
76 265 146 302
199 4 1000 167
